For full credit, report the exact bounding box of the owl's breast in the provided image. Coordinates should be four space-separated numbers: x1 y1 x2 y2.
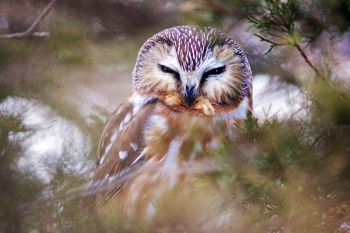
142 103 217 160
85 93 238 214
142 96 248 161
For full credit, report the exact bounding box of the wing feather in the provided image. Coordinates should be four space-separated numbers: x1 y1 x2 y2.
84 96 156 210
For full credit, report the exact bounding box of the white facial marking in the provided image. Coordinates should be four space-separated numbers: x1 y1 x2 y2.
199 55 225 74
160 46 181 72
119 151 128 160
161 47 228 96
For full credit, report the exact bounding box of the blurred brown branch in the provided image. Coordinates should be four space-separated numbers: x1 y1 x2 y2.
20 159 222 214
0 0 56 40
206 0 234 14
253 33 284 46
254 33 323 78
293 42 322 78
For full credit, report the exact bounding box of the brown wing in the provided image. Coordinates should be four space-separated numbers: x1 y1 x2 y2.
83 96 156 210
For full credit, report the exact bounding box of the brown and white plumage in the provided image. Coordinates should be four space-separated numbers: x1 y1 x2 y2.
84 25 252 216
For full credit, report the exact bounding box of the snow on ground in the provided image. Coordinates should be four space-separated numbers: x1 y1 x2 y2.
0 96 92 183
253 74 307 121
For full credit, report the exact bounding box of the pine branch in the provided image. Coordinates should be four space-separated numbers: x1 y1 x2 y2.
254 34 284 46
0 0 56 40
250 1 324 78
293 42 323 79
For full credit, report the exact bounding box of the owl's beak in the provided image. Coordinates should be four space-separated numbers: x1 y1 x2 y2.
184 85 197 106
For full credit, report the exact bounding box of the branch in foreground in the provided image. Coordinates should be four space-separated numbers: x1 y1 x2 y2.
293 42 323 79
254 33 324 78
0 0 56 40
254 34 286 46
19 159 222 214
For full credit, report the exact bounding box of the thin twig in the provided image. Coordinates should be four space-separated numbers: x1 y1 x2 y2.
255 33 324 78
254 34 284 46
0 0 56 40
311 132 327 147
293 42 323 78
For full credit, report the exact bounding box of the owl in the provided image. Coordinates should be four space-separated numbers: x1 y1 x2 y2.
84 25 252 218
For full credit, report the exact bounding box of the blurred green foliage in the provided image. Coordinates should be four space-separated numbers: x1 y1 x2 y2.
0 116 43 233
46 25 91 66
0 41 29 68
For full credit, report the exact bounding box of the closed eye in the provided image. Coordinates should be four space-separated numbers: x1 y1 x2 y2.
202 66 226 80
159 64 180 80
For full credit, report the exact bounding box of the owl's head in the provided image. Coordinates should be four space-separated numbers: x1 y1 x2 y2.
133 26 252 116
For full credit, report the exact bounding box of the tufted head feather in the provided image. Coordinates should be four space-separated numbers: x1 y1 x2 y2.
133 25 252 116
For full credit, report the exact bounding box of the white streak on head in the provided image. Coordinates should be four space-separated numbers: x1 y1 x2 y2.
119 151 128 160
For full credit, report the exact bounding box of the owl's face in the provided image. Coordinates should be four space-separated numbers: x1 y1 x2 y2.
133 26 252 116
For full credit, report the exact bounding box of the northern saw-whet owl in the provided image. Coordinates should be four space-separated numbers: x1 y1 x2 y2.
84 25 253 217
